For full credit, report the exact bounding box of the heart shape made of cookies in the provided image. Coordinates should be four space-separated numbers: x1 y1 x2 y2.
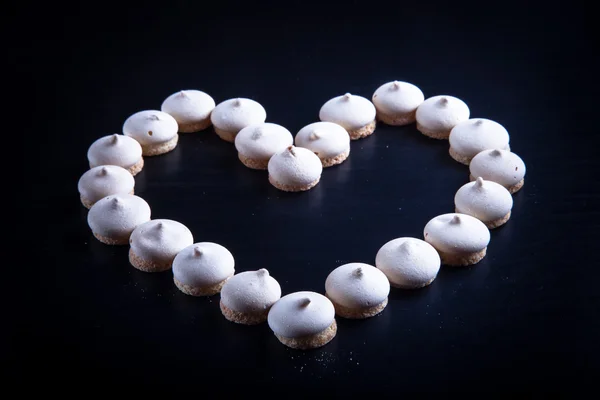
78 81 526 350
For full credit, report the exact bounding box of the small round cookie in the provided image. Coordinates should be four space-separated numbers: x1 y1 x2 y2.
210 98 267 143
375 237 441 289
268 291 337 350
455 177 514 229
87 194 151 245
469 149 526 194
415 95 470 139
424 213 491 267
267 146 323 192
234 123 293 169
294 122 350 167
325 263 390 319
449 118 510 165
220 269 281 325
161 90 216 133
122 110 179 156
172 242 235 296
77 165 135 209
87 134 144 176
372 81 425 126
129 219 194 273
319 93 376 140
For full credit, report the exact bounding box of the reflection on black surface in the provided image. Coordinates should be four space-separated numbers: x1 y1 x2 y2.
142 138 184 179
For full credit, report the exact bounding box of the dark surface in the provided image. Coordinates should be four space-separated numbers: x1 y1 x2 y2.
12 1 599 394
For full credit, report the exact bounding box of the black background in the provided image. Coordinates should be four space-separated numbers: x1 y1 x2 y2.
11 0 599 394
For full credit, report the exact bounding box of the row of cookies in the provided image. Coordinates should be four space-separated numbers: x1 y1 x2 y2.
80 189 492 352
79 189 388 349
81 188 485 350
84 84 525 194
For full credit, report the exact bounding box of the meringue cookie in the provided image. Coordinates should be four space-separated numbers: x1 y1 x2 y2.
267 291 337 350
416 95 470 139
294 122 350 167
234 123 293 170
87 134 144 176
325 263 390 319
319 93 377 140
210 98 267 143
122 110 179 156
372 81 425 126
449 118 510 165
267 145 323 192
469 149 526 193
424 213 491 266
87 194 151 245
172 242 235 296
375 237 441 289
455 177 513 229
220 269 281 325
161 90 215 133
128 219 194 273
77 165 135 209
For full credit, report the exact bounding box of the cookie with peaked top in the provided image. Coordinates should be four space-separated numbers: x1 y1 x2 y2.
211 98 267 142
220 269 281 325
268 291 337 349
161 90 215 133
325 263 390 319
455 177 513 229
172 242 235 296
469 149 526 193
423 213 490 266
129 219 194 272
416 95 470 139
78 165 135 209
87 194 151 245
294 121 350 167
87 134 144 175
123 110 179 156
234 123 293 169
267 145 323 191
375 237 441 289
449 118 510 165
319 93 376 140
372 80 424 126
